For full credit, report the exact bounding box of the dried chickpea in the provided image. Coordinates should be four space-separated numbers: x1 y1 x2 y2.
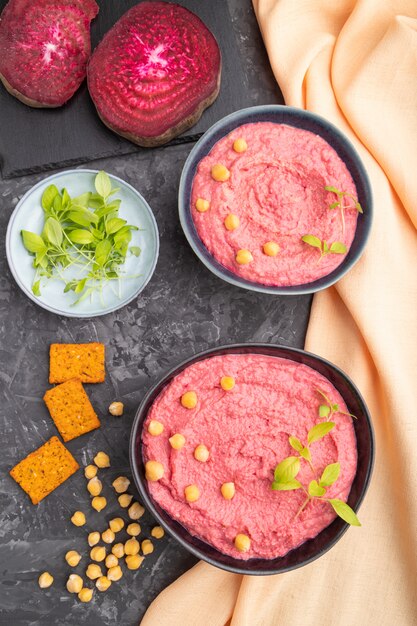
109 401 124 416
221 482 236 500
224 213 240 231
112 543 125 558
71 511 86 527
180 391 197 409
107 565 123 581
102 528 115 544
194 444 210 463
263 241 280 257
94 451 110 468
147 420 164 436
118 493 133 508
220 376 235 391
91 496 107 512
127 523 141 537
84 465 97 479
86 563 103 580
124 538 140 556
141 539 154 555
78 587 93 603
128 502 145 520
87 476 102 496
88 532 100 547
233 138 248 153
105 554 118 569
125 555 144 570
211 163 230 182
109 518 125 533
169 433 186 450
66 574 83 594
65 550 82 567
90 546 106 563
145 461 164 482
112 476 130 493
38 572 53 588
235 249 253 265
234 533 251 552
151 526 165 539
96 576 111 592
184 484 200 503
195 198 210 213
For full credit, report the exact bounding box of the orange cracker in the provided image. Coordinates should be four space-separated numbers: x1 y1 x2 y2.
10 436 79 505
49 343 105 384
43 379 101 442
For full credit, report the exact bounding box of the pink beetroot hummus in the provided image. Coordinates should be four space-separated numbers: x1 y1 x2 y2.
191 122 360 286
142 354 357 560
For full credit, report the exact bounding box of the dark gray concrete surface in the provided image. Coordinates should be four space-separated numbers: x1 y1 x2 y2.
0 1 311 624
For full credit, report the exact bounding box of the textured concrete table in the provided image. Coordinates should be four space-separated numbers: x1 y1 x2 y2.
0 2 312 624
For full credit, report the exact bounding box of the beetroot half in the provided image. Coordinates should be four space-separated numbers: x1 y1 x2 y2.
0 0 99 108
87 1 221 147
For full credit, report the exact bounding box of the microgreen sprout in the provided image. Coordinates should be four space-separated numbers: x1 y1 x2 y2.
316 388 358 421
301 235 347 262
325 185 363 235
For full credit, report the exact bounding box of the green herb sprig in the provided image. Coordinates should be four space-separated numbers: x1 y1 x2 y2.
316 388 358 421
325 185 363 235
301 234 347 261
21 171 141 306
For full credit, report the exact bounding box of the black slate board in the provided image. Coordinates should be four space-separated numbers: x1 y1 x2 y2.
0 0 252 178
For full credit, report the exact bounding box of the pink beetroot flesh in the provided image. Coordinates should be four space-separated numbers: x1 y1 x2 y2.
87 1 221 141
0 0 98 106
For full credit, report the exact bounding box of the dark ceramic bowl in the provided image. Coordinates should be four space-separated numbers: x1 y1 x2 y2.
129 343 374 575
178 105 373 295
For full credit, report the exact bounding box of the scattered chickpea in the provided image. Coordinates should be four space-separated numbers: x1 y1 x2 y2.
66 574 83 594
112 476 130 493
128 502 145 520
102 528 115 544
180 391 198 409
184 484 200 503
124 538 140 556
141 539 154 555
109 518 125 533
88 532 100 547
145 461 164 482
109 401 124 416
126 523 141 537
105 554 118 569
71 511 86 527
194 444 210 463
147 420 164 436
84 465 97 479
107 565 123 581
234 533 251 553
90 546 106 563
151 526 165 539
94 451 110 468
224 213 240 231
169 433 186 450
211 163 230 182
91 496 107 512
86 563 103 580
38 572 53 589
118 493 133 508
221 482 236 500
65 550 82 567
112 543 125 559
87 476 102 496
235 249 253 265
220 376 235 391
233 138 248 153
125 555 144 570
96 576 111 592
263 241 280 257
195 198 210 213
78 587 93 603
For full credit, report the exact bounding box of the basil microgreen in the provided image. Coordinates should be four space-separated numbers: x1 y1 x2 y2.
301 234 347 261
325 185 363 235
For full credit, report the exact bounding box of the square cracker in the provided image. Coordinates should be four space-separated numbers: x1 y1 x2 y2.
10 436 79 505
43 379 101 442
49 343 105 384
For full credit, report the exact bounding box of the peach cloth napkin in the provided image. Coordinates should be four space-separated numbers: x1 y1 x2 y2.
141 1 417 624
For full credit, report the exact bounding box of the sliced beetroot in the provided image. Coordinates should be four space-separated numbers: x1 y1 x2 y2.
0 0 99 107
87 1 221 147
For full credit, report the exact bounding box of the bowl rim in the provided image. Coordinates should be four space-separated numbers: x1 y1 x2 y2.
5 168 160 319
178 104 373 296
129 342 375 575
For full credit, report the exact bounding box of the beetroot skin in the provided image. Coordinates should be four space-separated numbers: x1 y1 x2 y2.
87 2 221 147
0 0 99 107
